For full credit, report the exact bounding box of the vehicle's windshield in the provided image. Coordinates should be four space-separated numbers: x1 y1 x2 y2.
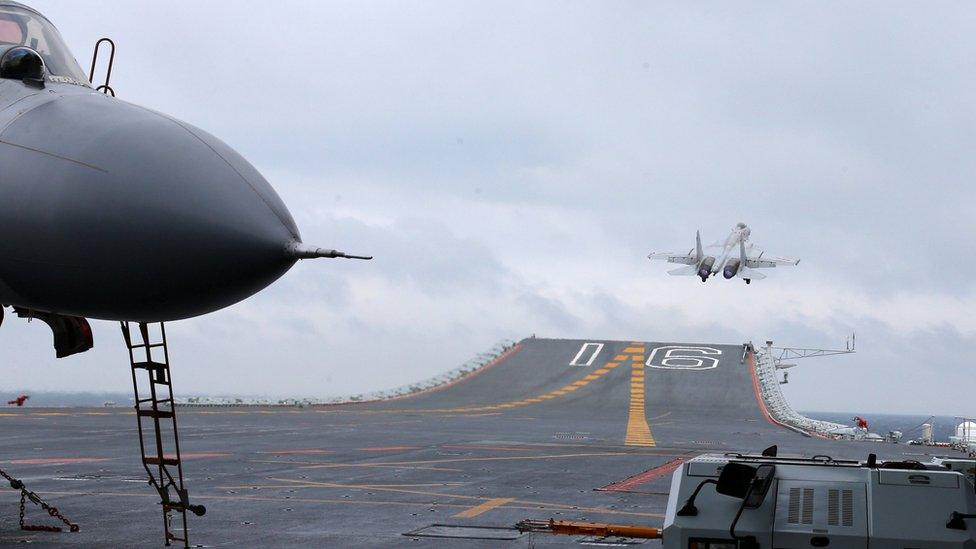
0 4 89 84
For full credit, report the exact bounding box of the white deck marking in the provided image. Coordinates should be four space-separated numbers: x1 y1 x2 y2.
646 346 722 371
569 343 604 367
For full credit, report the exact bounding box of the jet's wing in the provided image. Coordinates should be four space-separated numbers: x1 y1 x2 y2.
744 255 800 269
647 250 698 265
648 230 705 266
743 245 799 269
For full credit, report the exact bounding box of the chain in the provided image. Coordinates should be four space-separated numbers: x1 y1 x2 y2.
0 467 79 533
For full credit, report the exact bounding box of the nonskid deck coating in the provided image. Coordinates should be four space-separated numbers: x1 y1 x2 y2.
0 338 965 547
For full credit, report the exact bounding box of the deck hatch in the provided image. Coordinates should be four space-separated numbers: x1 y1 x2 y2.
404 524 522 540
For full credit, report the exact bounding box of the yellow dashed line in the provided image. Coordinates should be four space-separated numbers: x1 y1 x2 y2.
390 343 647 415
624 347 655 447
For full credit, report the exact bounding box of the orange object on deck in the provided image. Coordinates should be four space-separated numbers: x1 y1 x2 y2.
517 518 662 539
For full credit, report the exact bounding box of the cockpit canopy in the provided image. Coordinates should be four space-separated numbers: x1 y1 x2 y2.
0 2 89 84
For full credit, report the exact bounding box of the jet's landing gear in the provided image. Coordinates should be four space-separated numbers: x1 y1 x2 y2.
121 322 205 548
744 279 751 285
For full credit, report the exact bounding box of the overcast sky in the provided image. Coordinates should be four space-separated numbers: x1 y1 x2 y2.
3 1 974 416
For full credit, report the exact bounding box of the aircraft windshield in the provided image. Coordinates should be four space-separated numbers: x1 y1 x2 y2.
0 5 89 84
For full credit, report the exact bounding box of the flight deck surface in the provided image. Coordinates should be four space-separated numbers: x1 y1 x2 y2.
0 338 964 547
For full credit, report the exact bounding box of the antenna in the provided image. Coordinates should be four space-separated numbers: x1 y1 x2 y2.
765 336 857 372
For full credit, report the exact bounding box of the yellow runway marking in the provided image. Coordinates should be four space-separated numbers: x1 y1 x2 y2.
389 354 637 414
320 345 644 417
624 345 656 447
454 497 516 518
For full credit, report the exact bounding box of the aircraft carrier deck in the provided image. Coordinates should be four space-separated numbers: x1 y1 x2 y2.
0 338 967 547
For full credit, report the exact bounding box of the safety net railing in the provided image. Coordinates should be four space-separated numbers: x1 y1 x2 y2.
752 347 847 436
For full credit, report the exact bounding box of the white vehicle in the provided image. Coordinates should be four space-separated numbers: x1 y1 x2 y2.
648 223 799 284
663 451 976 549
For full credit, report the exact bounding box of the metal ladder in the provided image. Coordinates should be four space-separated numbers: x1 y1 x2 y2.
121 322 205 547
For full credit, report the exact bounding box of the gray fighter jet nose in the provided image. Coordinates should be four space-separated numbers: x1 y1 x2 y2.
0 90 303 321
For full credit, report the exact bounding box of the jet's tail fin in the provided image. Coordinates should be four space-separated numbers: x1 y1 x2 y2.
668 265 699 276
695 230 703 262
740 239 747 265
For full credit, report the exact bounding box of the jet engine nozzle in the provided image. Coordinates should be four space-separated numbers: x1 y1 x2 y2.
698 257 716 282
723 259 741 279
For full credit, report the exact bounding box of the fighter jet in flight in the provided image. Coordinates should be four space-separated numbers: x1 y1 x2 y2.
647 223 798 284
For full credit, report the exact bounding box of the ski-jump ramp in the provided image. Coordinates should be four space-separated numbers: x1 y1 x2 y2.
357 337 810 453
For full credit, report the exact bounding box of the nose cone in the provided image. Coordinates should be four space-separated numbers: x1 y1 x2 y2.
0 91 301 321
